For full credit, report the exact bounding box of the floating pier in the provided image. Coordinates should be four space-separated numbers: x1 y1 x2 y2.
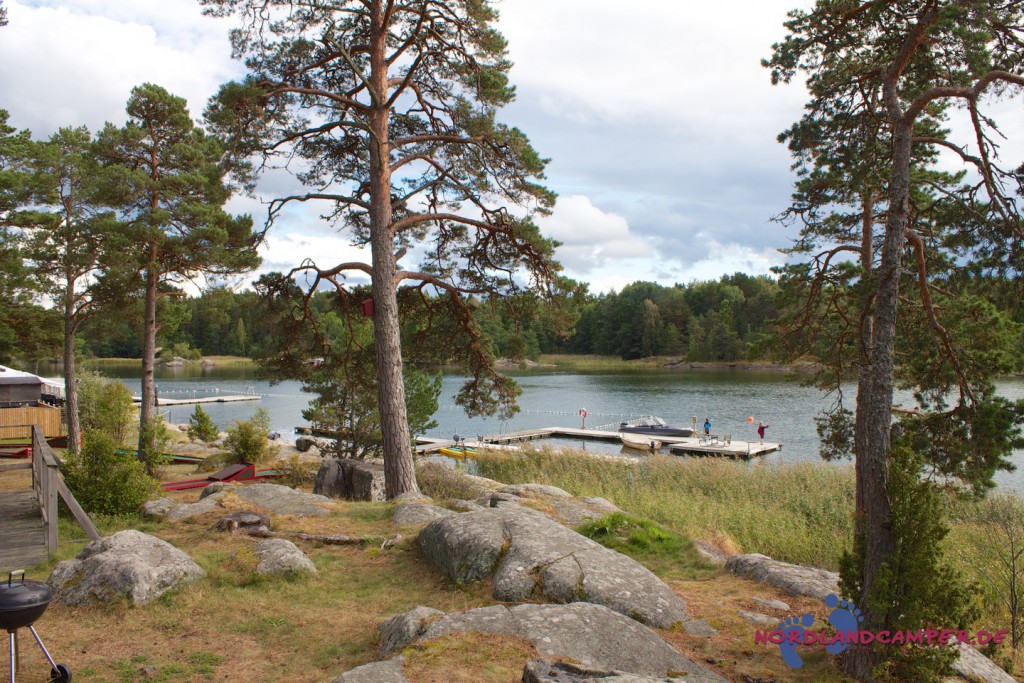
132 395 260 406
416 427 780 460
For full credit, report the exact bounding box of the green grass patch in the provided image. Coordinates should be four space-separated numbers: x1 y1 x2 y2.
578 512 716 581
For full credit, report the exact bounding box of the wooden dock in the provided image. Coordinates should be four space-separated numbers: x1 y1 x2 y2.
416 427 780 460
132 395 260 406
0 486 47 573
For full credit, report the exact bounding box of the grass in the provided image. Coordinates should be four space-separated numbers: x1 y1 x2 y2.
578 512 716 581
475 448 857 571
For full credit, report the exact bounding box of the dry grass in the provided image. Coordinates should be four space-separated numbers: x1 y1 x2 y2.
14 488 496 683
403 632 537 683
662 573 852 682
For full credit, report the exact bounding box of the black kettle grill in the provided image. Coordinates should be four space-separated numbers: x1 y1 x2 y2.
0 571 69 683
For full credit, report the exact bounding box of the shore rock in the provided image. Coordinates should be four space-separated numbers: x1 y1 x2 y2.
725 553 840 600
234 483 332 516
331 657 407 683
948 641 1016 683
141 497 175 518
315 458 386 502
49 530 205 605
419 505 702 632
253 539 316 575
523 659 713 682
392 502 455 526
375 603 725 681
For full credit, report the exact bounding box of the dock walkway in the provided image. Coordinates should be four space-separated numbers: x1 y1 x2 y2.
132 395 260 406
0 484 47 572
416 427 780 460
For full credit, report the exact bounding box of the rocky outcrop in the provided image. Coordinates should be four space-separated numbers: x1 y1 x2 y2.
199 482 236 499
365 603 726 682
141 497 175 518
331 657 408 683
49 530 205 606
725 553 840 600
948 641 1017 683
419 505 707 633
391 502 455 526
477 483 622 527
523 659 714 682
233 483 332 516
213 511 270 533
253 539 316 575
315 458 386 502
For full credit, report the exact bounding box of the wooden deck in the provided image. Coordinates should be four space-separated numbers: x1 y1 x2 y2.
0 488 47 573
416 427 781 460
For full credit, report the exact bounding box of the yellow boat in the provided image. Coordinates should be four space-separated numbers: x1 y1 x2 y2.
438 446 479 458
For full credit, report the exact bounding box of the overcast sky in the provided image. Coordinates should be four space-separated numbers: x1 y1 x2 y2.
1 0 820 293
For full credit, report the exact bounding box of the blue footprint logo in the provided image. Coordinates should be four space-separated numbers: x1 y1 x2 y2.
777 613 814 668
824 593 864 654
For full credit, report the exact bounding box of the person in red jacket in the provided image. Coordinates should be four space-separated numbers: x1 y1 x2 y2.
757 421 769 444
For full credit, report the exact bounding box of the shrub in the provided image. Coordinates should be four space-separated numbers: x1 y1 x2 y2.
62 430 158 515
223 409 279 464
138 416 171 474
187 404 220 443
277 455 318 488
77 371 135 444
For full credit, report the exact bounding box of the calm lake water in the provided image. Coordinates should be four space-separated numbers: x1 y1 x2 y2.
82 362 1024 494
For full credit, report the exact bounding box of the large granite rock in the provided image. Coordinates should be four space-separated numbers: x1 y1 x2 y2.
725 553 840 600
478 484 622 527
165 493 225 521
419 506 701 632
141 497 175 518
372 603 726 681
253 539 316 575
49 530 205 605
523 659 709 682
315 458 386 502
331 657 407 683
233 483 332 516
948 641 1016 683
392 502 455 526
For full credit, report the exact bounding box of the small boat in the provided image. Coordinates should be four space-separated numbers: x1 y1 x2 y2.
619 416 694 438
619 432 662 452
438 446 479 458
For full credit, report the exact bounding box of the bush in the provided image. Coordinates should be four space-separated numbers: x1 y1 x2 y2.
277 455 318 488
223 409 279 464
138 416 171 474
62 430 158 515
187 404 220 443
77 371 135 444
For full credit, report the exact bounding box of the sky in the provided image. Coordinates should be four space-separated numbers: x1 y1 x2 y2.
0 0 819 294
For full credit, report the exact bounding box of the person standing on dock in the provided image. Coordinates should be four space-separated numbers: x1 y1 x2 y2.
757 421 769 444
703 417 711 437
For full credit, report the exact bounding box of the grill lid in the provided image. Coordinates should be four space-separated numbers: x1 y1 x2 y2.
0 570 53 612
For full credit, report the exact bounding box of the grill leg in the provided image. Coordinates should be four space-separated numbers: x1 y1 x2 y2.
26 627 58 670
8 630 14 683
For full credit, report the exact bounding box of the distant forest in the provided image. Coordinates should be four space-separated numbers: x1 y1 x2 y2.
60 273 780 363
9 270 1023 370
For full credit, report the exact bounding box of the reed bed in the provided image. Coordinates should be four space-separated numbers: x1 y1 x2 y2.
475 449 856 570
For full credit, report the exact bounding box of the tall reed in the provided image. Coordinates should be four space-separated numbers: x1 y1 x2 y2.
475 449 855 570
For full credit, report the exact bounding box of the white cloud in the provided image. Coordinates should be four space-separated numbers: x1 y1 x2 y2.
1 0 237 134
539 195 654 274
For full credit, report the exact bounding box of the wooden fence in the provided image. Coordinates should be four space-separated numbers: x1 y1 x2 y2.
0 404 63 439
31 424 100 551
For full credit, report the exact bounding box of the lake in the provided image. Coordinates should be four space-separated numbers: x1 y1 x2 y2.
84 361 1024 494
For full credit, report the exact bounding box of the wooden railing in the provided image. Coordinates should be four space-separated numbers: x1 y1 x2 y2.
29 424 100 550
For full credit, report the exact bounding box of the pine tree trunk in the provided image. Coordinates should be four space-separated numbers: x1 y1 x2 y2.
368 0 418 499
844 121 911 683
63 286 80 456
138 261 158 462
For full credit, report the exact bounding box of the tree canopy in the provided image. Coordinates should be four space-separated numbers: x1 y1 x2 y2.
204 0 571 497
767 0 1024 678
